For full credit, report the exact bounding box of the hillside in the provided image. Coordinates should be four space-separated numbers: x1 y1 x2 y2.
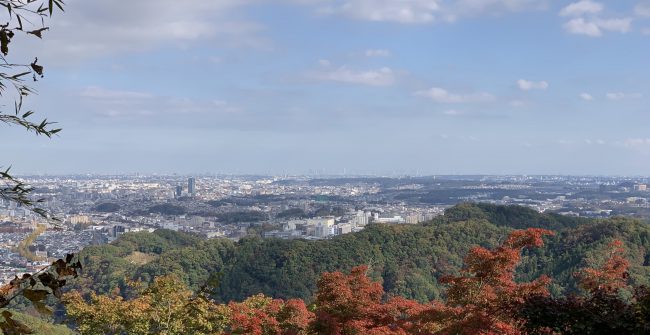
2 311 74 335
72 204 650 303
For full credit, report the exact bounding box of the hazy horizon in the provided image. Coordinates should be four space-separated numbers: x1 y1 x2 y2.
3 0 650 175
13 172 650 179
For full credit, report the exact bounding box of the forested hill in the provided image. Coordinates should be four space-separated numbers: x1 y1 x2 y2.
74 204 650 303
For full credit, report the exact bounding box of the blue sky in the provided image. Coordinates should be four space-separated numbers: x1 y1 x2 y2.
3 0 650 175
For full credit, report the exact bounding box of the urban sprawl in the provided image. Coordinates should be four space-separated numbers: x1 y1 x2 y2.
2 174 650 282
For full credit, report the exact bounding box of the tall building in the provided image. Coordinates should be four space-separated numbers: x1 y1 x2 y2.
175 185 183 198
188 177 196 196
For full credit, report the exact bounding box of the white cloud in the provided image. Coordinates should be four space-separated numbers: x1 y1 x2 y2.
595 18 633 33
635 2 650 17
559 1 603 17
310 66 396 86
517 79 548 91
558 139 607 146
606 92 642 100
80 86 243 120
559 1 632 37
437 0 547 21
212 99 228 107
443 109 462 116
364 49 391 57
453 0 547 14
564 18 602 36
318 59 331 66
580 93 594 100
606 92 626 100
642 28 650 35
624 138 650 147
510 100 526 107
414 87 495 103
80 86 153 100
17 0 265 62
320 0 442 23
313 0 545 24
583 139 606 145
563 17 632 37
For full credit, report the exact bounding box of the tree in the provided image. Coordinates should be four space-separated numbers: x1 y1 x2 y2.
0 0 63 218
312 265 427 335
228 294 314 335
0 1 74 334
519 240 650 334
63 227 650 334
65 275 205 335
65 275 314 335
421 228 554 334
66 229 550 335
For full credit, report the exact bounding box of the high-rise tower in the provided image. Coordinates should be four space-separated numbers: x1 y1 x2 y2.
188 177 196 196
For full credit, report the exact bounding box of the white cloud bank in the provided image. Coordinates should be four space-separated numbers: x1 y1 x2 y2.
606 92 642 100
17 0 265 63
559 0 603 17
579 93 594 100
313 0 546 24
310 66 396 86
624 138 650 147
414 87 495 103
517 79 548 91
364 49 391 57
559 1 632 37
635 2 650 17
80 86 153 100
318 0 442 23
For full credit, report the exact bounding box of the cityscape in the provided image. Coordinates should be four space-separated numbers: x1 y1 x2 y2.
3 0 650 332
2 173 650 283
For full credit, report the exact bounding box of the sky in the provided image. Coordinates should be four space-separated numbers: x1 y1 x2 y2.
2 0 650 176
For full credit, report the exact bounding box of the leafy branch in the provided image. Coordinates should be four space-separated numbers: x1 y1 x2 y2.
0 254 81 333
0 2 69 334
0 0 63 219
0 166 52 218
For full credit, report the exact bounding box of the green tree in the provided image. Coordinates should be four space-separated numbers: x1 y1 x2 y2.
65 274 233 335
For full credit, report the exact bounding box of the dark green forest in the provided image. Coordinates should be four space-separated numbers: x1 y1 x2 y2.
72 203 650 303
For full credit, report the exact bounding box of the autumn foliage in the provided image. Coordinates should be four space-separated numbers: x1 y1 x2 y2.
417 228 554 335
575 239 630 294
518 239 650 334
64 228 650 334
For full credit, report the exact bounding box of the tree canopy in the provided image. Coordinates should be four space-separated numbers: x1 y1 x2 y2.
65 227 650 334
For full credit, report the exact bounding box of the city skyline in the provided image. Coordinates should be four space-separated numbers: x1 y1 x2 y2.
3 0 650 175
